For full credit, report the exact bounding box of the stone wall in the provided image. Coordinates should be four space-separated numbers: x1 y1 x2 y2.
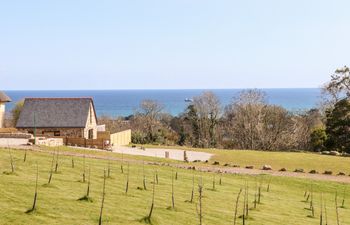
17 127 84 138
35 137 64 147
0 133 32 138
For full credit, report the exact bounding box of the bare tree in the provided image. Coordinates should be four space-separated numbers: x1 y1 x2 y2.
192 91 221 147
139 99 164 120
224 89 267 150
134 99 167 143
321 66 350 109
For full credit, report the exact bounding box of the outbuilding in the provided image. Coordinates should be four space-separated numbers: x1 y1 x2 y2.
16 98 98 139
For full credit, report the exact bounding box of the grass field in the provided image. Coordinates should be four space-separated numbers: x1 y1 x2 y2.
0 148 349 225
133 145 350 175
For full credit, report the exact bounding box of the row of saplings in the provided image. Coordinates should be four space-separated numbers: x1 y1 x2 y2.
3 148 348 225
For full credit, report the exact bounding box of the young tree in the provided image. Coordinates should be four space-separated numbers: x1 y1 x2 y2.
26 163 39 213
99 169 107 225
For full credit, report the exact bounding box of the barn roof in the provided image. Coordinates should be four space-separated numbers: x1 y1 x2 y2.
16 98 97 128
0 91 11 102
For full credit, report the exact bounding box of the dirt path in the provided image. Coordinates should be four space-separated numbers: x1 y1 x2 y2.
3 146 350 184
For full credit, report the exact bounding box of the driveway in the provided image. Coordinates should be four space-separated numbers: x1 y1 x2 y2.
112 146 213 162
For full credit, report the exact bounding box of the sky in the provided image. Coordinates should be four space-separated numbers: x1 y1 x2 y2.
1 0 350 90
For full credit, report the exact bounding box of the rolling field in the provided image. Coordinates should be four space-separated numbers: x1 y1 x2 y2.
0 147 349 225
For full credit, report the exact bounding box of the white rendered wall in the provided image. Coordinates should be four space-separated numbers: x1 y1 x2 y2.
0 103 5 128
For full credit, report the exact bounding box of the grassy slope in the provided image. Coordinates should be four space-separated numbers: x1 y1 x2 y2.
133 144 350 175
0 148 350 225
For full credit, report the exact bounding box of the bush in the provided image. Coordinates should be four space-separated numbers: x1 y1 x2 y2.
294 168 304 173
310 127 327 152
11 100 24 126
323 170 333 175
131 131 147 144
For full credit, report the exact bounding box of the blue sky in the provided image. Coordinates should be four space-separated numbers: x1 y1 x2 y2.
1 0 349 90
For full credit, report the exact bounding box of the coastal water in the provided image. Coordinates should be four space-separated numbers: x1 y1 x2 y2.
4 89 321 117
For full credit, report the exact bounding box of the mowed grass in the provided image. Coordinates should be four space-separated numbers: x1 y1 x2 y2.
133 144 350 175
0 148 350 225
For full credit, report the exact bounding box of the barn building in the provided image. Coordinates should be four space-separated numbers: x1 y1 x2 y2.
16 98 98 139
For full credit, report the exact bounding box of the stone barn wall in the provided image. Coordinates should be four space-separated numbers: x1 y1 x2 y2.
17 127 85 138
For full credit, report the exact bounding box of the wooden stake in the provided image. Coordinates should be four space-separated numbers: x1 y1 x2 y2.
148 174 156 221
98 169 106 225
171 170 175 209
234 188 242 225
125 163 130 194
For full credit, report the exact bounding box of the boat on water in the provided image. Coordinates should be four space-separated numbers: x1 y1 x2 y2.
184 98 193 102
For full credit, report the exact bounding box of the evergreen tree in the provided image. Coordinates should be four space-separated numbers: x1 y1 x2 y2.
325 99 350 153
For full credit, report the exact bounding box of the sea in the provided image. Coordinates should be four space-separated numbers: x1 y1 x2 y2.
4 89 321 117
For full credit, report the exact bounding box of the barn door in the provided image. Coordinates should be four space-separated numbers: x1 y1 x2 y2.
88 129 94 139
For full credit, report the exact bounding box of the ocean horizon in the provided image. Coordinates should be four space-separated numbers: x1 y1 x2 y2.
4 88 322 117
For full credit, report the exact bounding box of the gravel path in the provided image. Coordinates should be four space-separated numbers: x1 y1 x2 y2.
112 146 213 162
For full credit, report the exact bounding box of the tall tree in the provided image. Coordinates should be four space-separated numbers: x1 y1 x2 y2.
185 105 200 147
192 91 221 147
224 89 267 150
325 98 350 153
138 99 164 143
224 89 298 150
322 66 350 109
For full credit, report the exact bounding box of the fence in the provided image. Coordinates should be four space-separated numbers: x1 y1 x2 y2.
55 129 132 149
0 128 18 133
64 137 109 150
97 131 111 140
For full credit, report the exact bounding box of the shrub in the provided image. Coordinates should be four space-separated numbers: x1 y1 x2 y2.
310 127 327 152
323 171 332 175
294 168 304 173
309 170 318 174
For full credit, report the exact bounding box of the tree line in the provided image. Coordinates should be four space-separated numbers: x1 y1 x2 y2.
100 66 350 153
6 66 350 153
100 89 324 151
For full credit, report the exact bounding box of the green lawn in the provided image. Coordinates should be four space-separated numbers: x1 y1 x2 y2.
0 148 349 225
133 144 350 175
